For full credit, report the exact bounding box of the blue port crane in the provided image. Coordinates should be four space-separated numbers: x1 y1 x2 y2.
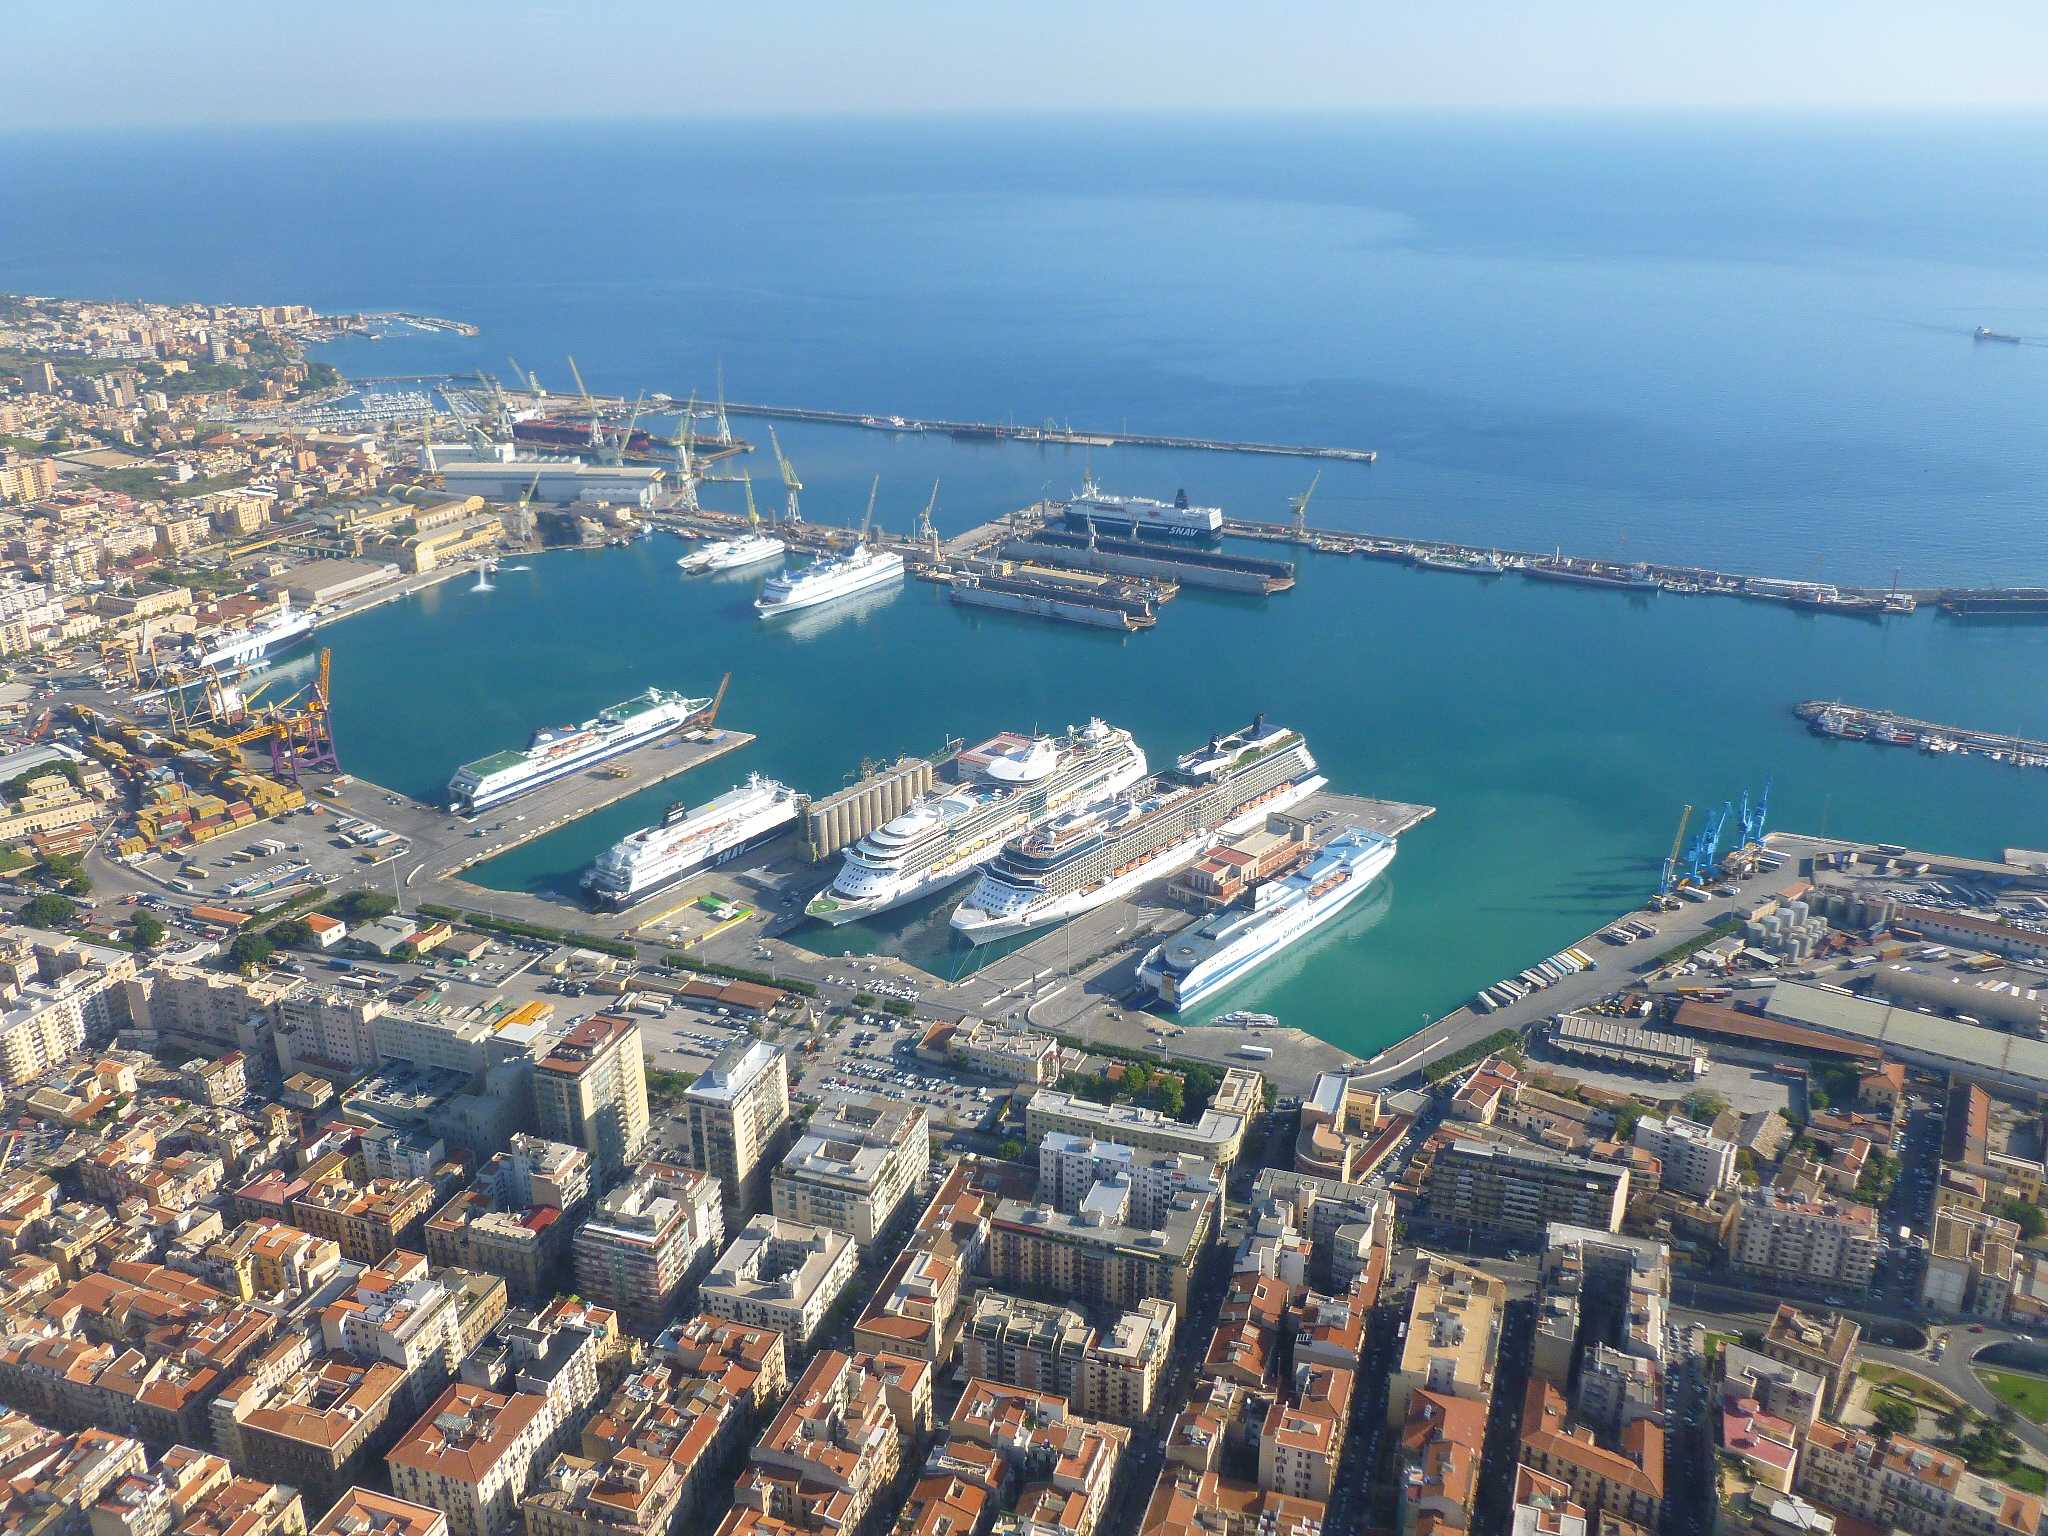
1685 801 1732 883
1744 775 1773 846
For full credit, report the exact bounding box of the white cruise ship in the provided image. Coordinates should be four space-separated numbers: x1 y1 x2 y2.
447 687 713 813
756 544 904 617
1138 828 1395 1010
680 533 786 573
181 602 318 674
1062 476 1224 541
584 773 799 909
950 715 1323 945
806 720 1147 926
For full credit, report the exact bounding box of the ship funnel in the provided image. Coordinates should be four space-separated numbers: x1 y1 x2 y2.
1252 712 1265 736
1175 488 1188 508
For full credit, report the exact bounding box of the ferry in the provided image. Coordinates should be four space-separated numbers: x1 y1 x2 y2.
807 720 1148 925
583 773 799 909
756 544 904 617
950 715 1323 945
181 602 318 674
1137 828 1395 1010
1061 476 1223 541
447 687 713 813
681 533 786 573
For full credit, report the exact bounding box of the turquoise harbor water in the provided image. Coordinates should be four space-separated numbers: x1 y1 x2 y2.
6 113 2048 1056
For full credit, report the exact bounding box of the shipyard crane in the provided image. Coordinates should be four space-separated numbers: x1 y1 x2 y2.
701 671 731 730
507 356 544 398
1602 534 1632 562
767 426 803 525
916 480 941 562
1687 800 1732 882
601 394 646 466
714 363 734 445
1289 472 1321 539
739 469 763 529
1658 804 1693 896
566 356 604 453
1744 776 1773 846
672 391 701 512
857 476 879 546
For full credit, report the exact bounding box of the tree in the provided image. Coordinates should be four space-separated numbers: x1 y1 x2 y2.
1687 1090 1729 1122
130 912 164 948
329 889 398 922
1153 1077 1185 1118
228 932 274 968
1181 1063 1221 1122
267 918 310 949
997 1140 1025 1161
18 892 75 929
1873 1399 1919 1437
2001 1199 2047 1242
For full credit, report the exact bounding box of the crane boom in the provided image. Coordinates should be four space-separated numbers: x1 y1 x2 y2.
767 425 802 525
859 476 878 543
702 672 732 729
741 470 760 528
1659 803 1692 895
1289 472 1320 536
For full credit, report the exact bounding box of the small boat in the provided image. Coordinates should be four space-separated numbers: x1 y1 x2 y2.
1976 327 2022 344
1415 549 1506 575
680 533 786 573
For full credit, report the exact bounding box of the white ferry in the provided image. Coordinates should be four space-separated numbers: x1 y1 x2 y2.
806 720 1147 925
583 774 799 909
447 687 712 813
1138 828 1395 1010
950 715 1323 945
756 544 904 617
1061 476 1223 541
681 533 786 573
183 602 317 673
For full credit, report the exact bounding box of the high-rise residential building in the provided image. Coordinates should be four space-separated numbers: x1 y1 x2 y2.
570 1163 723 1329
275 987 386 1077
1732 1192 1879 1292
1921 1206 2021 1321
772 1093 928 1247
428 1139 593 1303
1760 1306 1861 1417
387 1383 553 1536
1517 1381 1664 1534
1422 1140 1630 1237
699 1216 857 1358
683 1040 790 1213
1388 1254 1505 1429
989 1173 1216 1311
533 1014 648 1184
1025 1090 1247 1167
1630 1116 1736 1201
1039 1132 1222 1226
1797 1422 2041 1536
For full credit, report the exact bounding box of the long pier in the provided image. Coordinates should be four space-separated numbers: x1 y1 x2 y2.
1795 700 2048 769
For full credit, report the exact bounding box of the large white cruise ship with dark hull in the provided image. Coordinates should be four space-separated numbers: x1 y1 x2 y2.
447 688 712 814
1060 476 1224 541
806 720 1147 925
949 715 1324 945
584 774 800 910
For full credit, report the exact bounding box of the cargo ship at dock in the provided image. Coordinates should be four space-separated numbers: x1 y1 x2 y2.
1522 559 1661 593
583 773 799 909
1138 827 1396 1010
447 687 713 813
807 720 1148 925
949 715 1323 945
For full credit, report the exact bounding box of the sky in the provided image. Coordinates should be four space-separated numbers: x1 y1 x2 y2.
8 1 2048 126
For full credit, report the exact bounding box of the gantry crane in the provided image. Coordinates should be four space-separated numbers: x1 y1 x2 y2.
768 425 802 525
210 648 340 782
673 391 701 512
714 362 733 445
917 480 940 562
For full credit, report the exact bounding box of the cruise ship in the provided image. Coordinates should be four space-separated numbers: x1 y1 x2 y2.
680 533 786 573
1061 477 1224 541
178 603 318 674
950 715 1324 945
1137 828 1395 1010
806 720 1148 926
583 773 799 909
756 544 904 617
447 687 713 813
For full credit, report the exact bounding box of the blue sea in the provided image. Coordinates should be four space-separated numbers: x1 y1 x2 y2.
7 113 2048 1054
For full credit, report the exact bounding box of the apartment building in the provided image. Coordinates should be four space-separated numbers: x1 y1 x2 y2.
921 1017 1063 1084
125 965 297 1053
290 1174 437 1264
772 1093 928 1247
1258 1361 1353 1503
1761 1306 1861 1418
1922 1206 2021 1321
427 1139 593 1303
1518 1381 1664 1534
1399 1390 1489 1535
1720 1344 1825 1434
1733 1193 1880 1292
533 1015 649 1184
684 1040 791 1214
852 1245 963 1365
275 987 386 1076
388 1383 553 1536
1139 1465 1327 1536
1086 1298 1177 1424
1630 1115 1736 1201
217 1353 411 1511
652 1313 790 1415
1422 1140 1630 1237
957 1291 1175 1423
1388 1254 1506 1429
570 1163 723 1329
0 1415 147 1536
1039 1132 1222 1227
699 1215 857 1358
952 1378 1128 1536
1026 1090 1246 1167
717 1350 923 1536
1797 1423 2042 1536
989 1178 1215 1311
318 1250 502 1416
309 1490 448 1536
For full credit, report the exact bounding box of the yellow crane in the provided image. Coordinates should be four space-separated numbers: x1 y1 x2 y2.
702 671 731 730
1289 472 1320 539
566 355 602 453
1659 804 1693 897
767 426 802 525
740 469 762 529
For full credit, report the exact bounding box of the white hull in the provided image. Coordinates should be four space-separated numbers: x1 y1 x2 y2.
808 855 990 926
949 775 1327 946
1139 837 1394 1010
585 786 798 909
190 611 317 672
682 535 786 573
756 548 904 616
450 691 709 812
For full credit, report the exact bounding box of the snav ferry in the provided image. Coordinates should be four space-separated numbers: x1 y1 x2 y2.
1138 828 1395 1010
806 720 1148 926
1061 476 1223 541
949 715 1324 945
756 542 904 617
584 774 800 909
447 687 713 813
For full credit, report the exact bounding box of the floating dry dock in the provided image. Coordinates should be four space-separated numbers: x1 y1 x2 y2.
948 572 1157 630
1003 529 1296 594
